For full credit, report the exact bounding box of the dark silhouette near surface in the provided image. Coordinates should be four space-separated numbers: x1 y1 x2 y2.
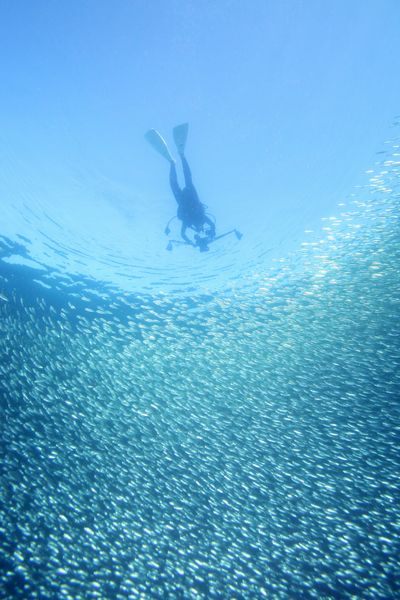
169 153 215 247
145 123 242 252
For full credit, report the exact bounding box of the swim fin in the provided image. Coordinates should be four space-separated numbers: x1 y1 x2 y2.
145 129 174 162
173 123 189 155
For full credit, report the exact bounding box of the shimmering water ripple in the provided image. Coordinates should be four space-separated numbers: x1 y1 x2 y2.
0 146 399 598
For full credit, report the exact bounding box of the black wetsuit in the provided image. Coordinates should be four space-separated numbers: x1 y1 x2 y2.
169 155 215 244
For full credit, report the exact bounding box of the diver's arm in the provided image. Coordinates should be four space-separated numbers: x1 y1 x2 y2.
204 216 216 238
169 161 181 202
180 224 193 245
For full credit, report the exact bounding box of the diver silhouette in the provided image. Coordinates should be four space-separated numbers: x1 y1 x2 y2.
145 123 242 252
168 151 215 247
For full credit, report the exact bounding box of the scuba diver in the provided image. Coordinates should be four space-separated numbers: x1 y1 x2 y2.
169 150 215 247
145 123 242 252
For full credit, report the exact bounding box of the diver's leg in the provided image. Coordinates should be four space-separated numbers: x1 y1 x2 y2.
181 155 193 187
169 161 181 202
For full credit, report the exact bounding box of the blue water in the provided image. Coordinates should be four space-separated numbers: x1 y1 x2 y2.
1 135 399 598
1 3 400 595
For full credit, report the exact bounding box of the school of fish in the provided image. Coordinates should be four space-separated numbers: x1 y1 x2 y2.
0 145 399 598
